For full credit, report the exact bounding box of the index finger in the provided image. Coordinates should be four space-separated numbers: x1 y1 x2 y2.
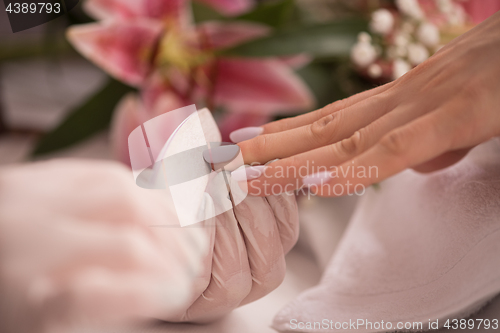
310 104 461 197
237 83 395 165
236 81 394 140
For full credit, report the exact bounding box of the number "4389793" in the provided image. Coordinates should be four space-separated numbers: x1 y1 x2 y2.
5 2 61 14
443 318 499 330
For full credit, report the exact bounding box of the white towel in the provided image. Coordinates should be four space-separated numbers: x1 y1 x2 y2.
273 138 500 332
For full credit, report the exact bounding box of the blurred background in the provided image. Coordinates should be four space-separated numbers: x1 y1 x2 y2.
1 2 500 332
2 0 494 167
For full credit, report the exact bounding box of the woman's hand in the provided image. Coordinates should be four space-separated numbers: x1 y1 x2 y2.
234 11 500 197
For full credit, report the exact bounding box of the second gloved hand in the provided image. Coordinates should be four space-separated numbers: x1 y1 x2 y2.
162 170 299 323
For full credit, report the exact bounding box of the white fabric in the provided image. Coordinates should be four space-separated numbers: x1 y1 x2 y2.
273 138 500 332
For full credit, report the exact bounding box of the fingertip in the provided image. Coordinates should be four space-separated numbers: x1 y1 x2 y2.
301 171 332 188
229 127 263 143
237 137 266 165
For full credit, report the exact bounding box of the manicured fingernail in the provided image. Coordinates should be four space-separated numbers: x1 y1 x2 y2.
265 158 280 165
231 165 267 182
302 171 332 187
203 145 240 170
229 127 264 143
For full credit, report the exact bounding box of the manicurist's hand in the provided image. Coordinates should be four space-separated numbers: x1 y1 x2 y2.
0 159 300 331
0 160 206 333
232 11 500 197
166 170 299 323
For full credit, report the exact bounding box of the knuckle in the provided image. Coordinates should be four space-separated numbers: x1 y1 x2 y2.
286 155 302 175
369 93 393 110
338 130 363 156
461 81 484 105
308 114 337 145
409 56 434 76
447 104 479 148
259 265 286 294
369 94 385 105
379 130 409 156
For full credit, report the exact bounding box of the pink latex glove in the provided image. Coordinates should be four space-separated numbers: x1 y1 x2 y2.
0 159 207 333
0 159 300 329
164 170 300 323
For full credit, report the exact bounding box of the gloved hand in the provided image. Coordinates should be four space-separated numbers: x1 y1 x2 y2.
0 159 300 329
163 170 299 323
0 159 207 333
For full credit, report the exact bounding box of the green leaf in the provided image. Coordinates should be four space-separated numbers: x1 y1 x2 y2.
222 19 367 59
296 62 343 108
192 2 226 23
237 0 295 29
32 78 134 156
192 0 296 28
0 39 73 63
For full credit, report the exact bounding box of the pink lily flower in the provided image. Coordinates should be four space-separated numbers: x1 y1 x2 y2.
418 0 500 26
197 0 254 16
67 0 314 165
110 91 189 166
462 0 500 24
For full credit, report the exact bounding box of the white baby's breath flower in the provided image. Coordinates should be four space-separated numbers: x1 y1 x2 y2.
394 32 410 47
396 45 408 57
357 32 372 43
408 43 429 65
393 58 411 79
437 0 453 13
370 9 394 35
417 22 440 47
351 42 377 67
367 63 382 78
401 21 416 34
387 46 397 60
396 0 424 20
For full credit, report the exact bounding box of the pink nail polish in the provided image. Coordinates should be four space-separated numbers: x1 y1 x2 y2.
229 127 264 143
231 165 267 182
302 171 332 187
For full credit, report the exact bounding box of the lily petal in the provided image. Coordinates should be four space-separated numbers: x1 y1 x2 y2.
196 21 270 50
142 71 191 110
143 0 190 24
84 0 188 23
462 0 500 24
141 93 189 162
214 58 315 115
218 112 271 142
84 0 143 20
110 92 186 166
67 20 163 86
279 54 312 69
196 0 254 16
110 94 146 166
